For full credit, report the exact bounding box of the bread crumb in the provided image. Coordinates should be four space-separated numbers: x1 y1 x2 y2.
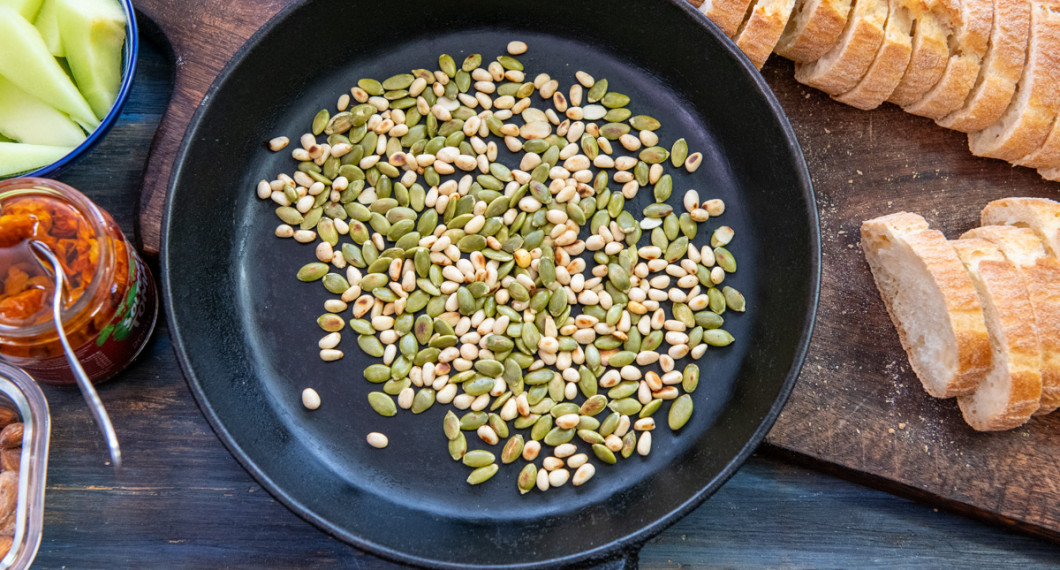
888 428 895 434
898 422 906 429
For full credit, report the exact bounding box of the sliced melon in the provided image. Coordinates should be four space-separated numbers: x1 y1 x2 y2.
0 5 98 129
0 142 74 177
0 76 86 147
56 0 126 121
34 0 63 57
0 0 44 20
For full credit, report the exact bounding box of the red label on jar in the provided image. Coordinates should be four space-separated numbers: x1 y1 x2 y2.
13 252 158 385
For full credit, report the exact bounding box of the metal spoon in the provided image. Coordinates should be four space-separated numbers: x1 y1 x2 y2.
29 240 122 470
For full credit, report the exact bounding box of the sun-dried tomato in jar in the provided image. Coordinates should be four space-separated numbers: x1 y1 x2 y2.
0 178 157 385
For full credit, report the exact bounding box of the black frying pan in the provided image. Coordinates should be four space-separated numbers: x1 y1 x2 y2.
160 0 820 566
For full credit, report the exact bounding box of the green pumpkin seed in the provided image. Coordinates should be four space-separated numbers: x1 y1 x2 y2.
723 286 746 311
621 432 637 458
601 92 629 108
358 335 384 357
364 364 390 383
467 464 499 485
653 174 672 203
669 394 694 430
629 115 660 131
592 443 617 464
411 388 435 414
444 411 461 440
671 138 689 167
462 450 496 468
501 434 524 463
518 463 537 494
599 412 620 437
543 427 575 446
715 247 737 273
703 329 735 347
461 411 488 431
368 392 397 417
439 54 456 77
639 146 670 164
683 363 700 393
297 263 328 282
312 109 329 135
639 398 663 418
643 203 673 218
608 351 636 368
448 432 467 460
587 78 608 102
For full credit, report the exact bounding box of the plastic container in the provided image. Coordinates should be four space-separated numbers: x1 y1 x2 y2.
0 0 139 181
0 362 49 570
0 177 158 385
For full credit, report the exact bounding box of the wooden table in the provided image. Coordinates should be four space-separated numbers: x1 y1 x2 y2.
28 26 1060 570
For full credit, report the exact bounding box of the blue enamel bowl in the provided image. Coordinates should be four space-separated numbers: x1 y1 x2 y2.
2 0 138 180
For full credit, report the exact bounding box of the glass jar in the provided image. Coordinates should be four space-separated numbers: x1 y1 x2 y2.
0 177 158 385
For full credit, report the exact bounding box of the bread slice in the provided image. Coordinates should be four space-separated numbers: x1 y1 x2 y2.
936 0 1031 132
699 0 757 37
861 212 991 398
962 225 1060 415
775 0 853 62
1016 102 1060 168
951 238 1041 431
887 14 951 106
1040 166 1060 181
967 3 1060 162
735 0 801 69
793 0 889 95
903 0 995 119
980 197 1060 256
834 0 914 109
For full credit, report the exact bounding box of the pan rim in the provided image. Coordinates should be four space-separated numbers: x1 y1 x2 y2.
159 0 821 566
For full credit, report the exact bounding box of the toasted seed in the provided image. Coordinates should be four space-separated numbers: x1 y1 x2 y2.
572 463 596 486
444 411 461 440
368 392 397 417
518 463 537 493
301 388 321 410
467 464 499 485
448 432 467 460
669 394 693 430
502 434 525 463
366 432 389 448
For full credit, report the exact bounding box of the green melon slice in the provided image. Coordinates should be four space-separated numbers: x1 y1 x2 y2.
0 5 98 129
0 142 74 177
34 0 63 57
56 0 126 121
0 0 44 20
0 76 86 147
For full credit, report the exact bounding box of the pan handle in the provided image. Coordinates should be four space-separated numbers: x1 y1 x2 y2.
133 0 289 256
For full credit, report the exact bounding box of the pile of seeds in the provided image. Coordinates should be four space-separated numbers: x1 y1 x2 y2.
255 40 745 493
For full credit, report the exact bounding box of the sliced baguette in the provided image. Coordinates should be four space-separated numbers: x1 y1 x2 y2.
903 0 995 119
936 0 1031 131
980 197 1060 256
967 3 1060 162
793 0 890 95
951 238 1041 431
887 14 951 106
775 0 853 62
1016 106 1060 168
834 0 914 109
962 225 1060 415
699 0 757 37
1040 166 1060 181
735 0 801 68
861 212 991 398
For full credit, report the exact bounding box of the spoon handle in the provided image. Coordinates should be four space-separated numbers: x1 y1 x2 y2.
29 241 122 470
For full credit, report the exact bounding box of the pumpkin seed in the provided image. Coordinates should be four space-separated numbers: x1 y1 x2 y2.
669 394 693 430
463 450 496 468
368 392 397 417
449 432 467 460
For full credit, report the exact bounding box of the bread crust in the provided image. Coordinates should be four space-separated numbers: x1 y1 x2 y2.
888 15 951 106
952 238 1042 431
1039 166 1060 181
775 0 854 62
794 0 889 94
962 225 1060 415
967 4 1060 162
834 0 913 109
980 197 1060 257
699 0 757 37
903 0 995 119
861 212 991 398
736 0 802 68
937 0 1031 131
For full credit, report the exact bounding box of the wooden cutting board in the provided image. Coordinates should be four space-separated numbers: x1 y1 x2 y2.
134 0 1060 543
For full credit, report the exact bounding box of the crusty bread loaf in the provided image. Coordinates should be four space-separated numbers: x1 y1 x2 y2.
861 212 991 398
967 3 1060 162
903 0 994 119
936 0 1031 132
735 0 802 68
699 0 757 37
980 197 1060 256
1040 166 1060 181
834 0 913 109
887 14 951 106
951 238 1042 431
962 225 1060 415
793 0 890 94
775 0 853 62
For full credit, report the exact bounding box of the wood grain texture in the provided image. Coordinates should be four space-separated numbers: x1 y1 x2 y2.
757 58 1060 541
135 0 288 254
40 24 1060 569
128 0 1060 551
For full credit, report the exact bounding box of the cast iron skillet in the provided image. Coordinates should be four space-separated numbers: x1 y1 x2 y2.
160 0 820 566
